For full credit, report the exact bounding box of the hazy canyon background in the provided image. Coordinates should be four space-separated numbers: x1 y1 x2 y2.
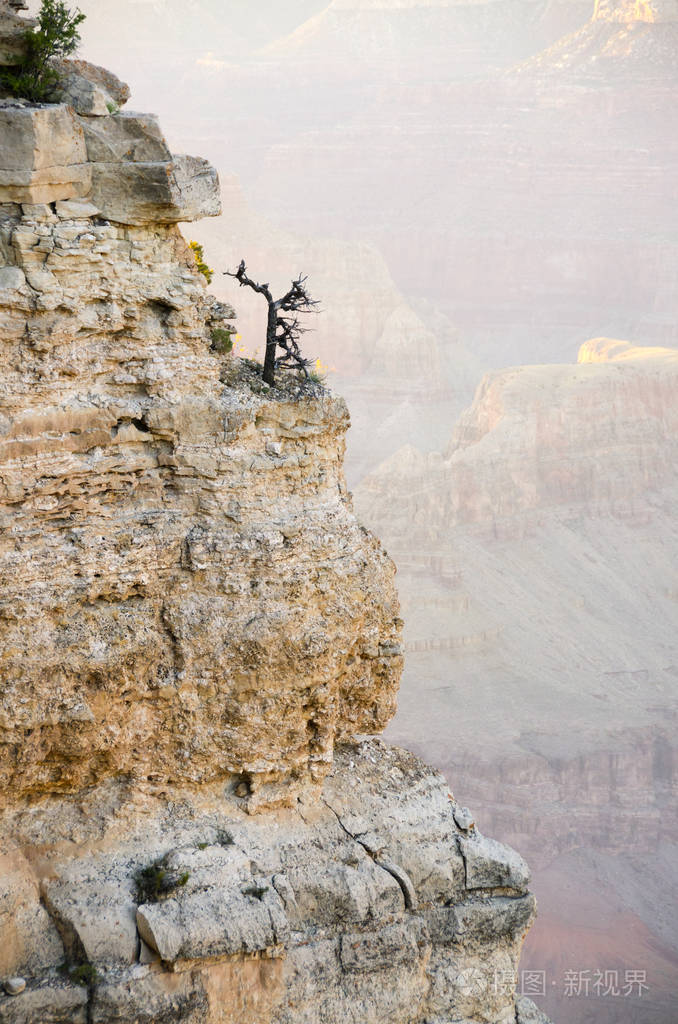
45 1 678 1021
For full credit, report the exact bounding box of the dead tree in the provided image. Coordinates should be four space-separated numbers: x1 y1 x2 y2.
225 260 319 386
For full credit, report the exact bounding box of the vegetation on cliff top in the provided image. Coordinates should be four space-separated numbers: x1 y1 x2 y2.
1 0 85 102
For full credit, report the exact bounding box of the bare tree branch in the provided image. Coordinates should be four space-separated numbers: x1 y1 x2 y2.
224 259 318 386
224 259 273 303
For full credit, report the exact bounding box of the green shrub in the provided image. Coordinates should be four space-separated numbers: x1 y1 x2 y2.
190 240 213 284
1 0 85 103
69 964 98 987
134 857 190 904
211 327 234 354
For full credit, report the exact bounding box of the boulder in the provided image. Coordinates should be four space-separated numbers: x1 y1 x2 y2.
0 6 35 67
136 887 288 964
80 112 171 164
52 59 130 116
0 104 90 204
459 832 531 892
0 985 88 1024
89 153 221 224
0 103 86 169
0 848 64 979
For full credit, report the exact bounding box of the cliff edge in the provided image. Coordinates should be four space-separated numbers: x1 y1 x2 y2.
0 6 551 1023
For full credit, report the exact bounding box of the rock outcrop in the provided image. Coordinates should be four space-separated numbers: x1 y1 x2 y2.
1 741 548 1024
0 6 549 1022
358 339 678 536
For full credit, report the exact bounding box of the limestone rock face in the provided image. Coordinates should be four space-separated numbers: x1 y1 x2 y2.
90 152 222 225
0 741 539 1024
0 61 219 218
0 1 34 68
0 195 402 809
51 59 131 117
0 104 90 205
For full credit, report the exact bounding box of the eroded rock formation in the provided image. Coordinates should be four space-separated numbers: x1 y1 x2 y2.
2 741 550 1024
0 7 549 1022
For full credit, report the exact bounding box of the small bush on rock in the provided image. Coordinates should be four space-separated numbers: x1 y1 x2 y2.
211 327 234 353
134 856 190 904
1 0 85 103
70 963 98 988
190 240 213 284
59 962 99 988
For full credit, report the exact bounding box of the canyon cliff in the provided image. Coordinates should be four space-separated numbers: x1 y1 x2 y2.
356 339 678 1023
0 7 550 1023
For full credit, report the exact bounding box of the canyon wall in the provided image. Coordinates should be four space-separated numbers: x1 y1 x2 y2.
0 9 549 1023
356 340 678 1024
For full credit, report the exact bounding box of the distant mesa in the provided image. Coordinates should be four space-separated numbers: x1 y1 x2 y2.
578 336 678 362
357 336 678 536
593 0 678 19
515 0 678 77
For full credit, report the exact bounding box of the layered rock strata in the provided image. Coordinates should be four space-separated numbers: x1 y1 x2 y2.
0 741 549 1024
358 339 678 537
0 183 401 812
0 9 549 1023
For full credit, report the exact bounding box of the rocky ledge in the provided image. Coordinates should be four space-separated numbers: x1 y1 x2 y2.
1 741 549 1024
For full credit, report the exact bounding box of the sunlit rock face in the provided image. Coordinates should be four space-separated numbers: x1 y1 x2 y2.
0 56 401 810
593 0 678 19
0 214 402 810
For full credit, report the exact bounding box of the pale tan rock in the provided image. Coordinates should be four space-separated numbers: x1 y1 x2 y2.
54 198 100 219
0 984 88 1023
51 60 130 117
59 60 130 108
89 153 221 224
0 103 219 223
0 848 64 979
0 742 546 1024
460 832 531 891
136 886 288 962
0 104 87 170
0 5 35 67
80 112 171 164
20 203 54 221
0 204 399 807
0 264 23 289
42 871 138 969
0 104 90 204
